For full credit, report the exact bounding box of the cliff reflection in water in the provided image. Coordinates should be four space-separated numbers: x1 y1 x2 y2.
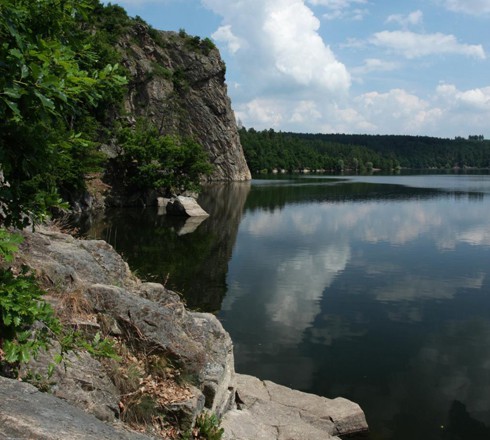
76 182 250 312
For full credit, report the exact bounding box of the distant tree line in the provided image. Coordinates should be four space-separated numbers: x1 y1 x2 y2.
239 128 490 173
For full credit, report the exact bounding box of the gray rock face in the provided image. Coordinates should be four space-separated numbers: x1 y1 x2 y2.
22 345 120 423
20 227 135 290
221 374 368 440
119 25 251 182
18 227 235 427
166 196 209 217
0 376 151 440
88 283 235 416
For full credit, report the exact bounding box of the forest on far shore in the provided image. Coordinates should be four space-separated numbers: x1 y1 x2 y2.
239 128 490 173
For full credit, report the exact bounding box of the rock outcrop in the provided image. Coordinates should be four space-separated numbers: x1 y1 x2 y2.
4 227 368 439
16 226 235 432
221 374 368 440
118 25 251 182
0 376 151 440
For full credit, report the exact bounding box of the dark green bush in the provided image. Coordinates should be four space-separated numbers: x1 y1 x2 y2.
115 120 213 195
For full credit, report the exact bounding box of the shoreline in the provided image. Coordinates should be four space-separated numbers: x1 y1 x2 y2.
0 225 368 439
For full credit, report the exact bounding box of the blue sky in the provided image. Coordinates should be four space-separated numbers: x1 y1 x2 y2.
111 0 490 138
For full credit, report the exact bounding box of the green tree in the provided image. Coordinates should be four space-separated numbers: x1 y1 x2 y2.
114 120 213 195
0 0 126 227
0 0 125 371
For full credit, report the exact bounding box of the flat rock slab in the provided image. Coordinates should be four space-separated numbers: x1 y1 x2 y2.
221 374 368 440
166 196 209 217
0 377 151 440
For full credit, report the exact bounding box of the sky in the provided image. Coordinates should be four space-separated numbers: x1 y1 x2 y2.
110 0 490 138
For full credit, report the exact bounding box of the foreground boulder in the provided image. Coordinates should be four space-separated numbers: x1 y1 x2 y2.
221 374 368 440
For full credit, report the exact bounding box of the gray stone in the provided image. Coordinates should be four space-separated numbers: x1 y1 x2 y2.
221 374 368 440
156 197 170 207
0 376 152 440
88 283 235 416
19 228 235 423
166 196 210 217
21 226 135 291
22 345 120 423
165 385 206 430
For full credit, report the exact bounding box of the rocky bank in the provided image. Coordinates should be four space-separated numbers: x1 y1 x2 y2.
0 226 368 439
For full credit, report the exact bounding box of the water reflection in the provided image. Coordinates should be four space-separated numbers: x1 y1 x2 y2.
75 182 250 311
218 175 490 440
74 174 490 440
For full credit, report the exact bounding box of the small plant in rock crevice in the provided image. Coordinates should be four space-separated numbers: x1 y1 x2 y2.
180 412 224 440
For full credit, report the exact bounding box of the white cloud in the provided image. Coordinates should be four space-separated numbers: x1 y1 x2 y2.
439 0 490 15
235 98 285 128
307 0 368 20
433 84 490 134
436 84 490 111
211 25 241 53
202 0 350 93
307 0 366 6
262 1 350 90
353 89 443 134
235 89 439 135
370 31 486 59
289 100 323 123
386 10 423 28
352 58 400 75
200 0 490 137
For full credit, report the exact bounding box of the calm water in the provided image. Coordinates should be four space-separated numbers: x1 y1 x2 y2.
75 174 490 440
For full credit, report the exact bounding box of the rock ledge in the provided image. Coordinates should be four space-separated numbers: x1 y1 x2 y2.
222 374 368 440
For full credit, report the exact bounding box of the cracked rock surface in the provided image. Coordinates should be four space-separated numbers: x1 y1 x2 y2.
0 376 151 440
221 374 368 440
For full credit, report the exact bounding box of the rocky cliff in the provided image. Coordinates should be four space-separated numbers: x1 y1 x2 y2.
118 25 251 182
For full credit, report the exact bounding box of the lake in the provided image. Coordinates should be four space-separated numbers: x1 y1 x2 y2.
75 173 490 440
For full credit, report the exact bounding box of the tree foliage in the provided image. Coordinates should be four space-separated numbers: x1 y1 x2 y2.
0 229 61 366
0 0 128 227
0 0 216 377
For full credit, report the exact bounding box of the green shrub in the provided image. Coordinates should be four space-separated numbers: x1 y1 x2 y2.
0 228 118 376
114 120 213 195
0 230 61 366
195 413 224 440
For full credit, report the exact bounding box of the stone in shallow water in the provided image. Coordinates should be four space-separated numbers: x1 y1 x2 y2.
166 196 209 217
